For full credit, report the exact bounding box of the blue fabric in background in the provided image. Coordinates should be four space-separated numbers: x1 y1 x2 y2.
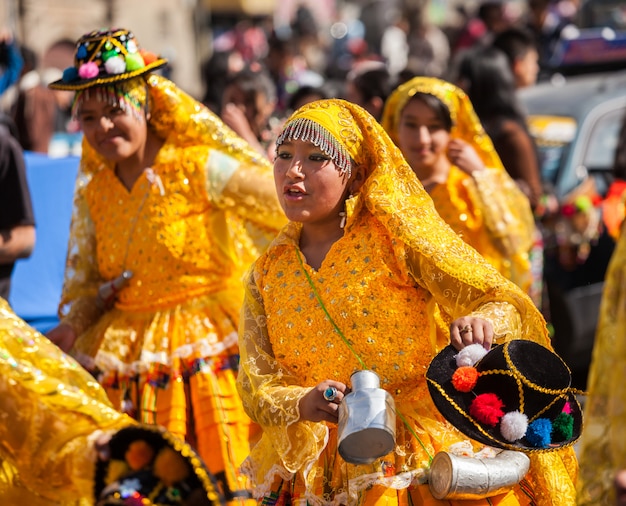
8 152 79 333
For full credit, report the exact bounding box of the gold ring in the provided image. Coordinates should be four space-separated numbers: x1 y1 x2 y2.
460 325 472 335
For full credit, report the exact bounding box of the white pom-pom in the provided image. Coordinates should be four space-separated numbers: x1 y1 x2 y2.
500 411 528 442
105 55 127 75
455 343 488 367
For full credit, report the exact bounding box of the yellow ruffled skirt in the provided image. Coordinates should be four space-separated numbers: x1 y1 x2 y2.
71 288 258 503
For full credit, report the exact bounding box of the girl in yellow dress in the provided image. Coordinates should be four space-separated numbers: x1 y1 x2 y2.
44 28 286 502
380 77 536 298
236 99 578 505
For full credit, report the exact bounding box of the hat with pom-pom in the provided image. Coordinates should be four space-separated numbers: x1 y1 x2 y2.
94 424 224 505
49 28 168 91
426 340 583 452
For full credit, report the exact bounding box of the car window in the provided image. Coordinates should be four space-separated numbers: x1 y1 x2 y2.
582 107 624 195
583 108 623 169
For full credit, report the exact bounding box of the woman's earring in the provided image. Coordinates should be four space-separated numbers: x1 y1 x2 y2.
339 211 347 229
339 193 353 229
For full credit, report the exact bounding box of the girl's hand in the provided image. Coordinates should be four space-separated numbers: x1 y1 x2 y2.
450 317 494 351
46 323 77 353
447 139 485 175
299 380 349 424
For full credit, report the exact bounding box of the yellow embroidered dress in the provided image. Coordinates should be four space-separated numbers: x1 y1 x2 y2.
381 77 535 296
237 99 578 505
576 220 626 505
57 76 286 498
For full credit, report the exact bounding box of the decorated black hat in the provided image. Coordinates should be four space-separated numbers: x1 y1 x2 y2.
426 340 582 452
49 28 168 91
95 424 224 505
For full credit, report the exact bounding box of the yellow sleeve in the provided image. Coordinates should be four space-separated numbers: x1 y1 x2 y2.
57 165 104 335
205 149 287 283
466 168 535 258
236 266 327 473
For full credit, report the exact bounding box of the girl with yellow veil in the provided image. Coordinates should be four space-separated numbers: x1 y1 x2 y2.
381 77 536 298
236 98 577 505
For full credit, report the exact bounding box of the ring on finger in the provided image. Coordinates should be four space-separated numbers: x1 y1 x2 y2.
323 386 338 402
460 325 472 335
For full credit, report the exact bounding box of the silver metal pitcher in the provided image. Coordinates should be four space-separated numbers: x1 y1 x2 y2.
428 450 530 500
337 370 396 464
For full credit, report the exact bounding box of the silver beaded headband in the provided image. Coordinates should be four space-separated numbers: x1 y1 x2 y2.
276 117 353 178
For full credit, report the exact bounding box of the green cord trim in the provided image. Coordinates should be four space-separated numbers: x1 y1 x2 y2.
295 248 433 463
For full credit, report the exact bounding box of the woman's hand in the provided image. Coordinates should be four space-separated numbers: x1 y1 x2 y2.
450 317 494 351
447 138 485 175
46 323 78 353
299 380 349 424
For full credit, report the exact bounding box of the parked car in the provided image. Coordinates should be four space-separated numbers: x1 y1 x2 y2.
520 69 626 389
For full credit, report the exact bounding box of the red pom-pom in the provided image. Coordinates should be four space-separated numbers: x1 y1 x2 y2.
452 366 479 392
139 49 158 65
469 393 505 427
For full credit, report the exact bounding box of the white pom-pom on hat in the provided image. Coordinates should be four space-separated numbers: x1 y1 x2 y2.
105 56 127 75
455 343 488 368
500 411 528 442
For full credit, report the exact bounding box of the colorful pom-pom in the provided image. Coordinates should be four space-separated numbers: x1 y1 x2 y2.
126 39 139 53
101 49 118 62
452 366 478 392
500 411 528 442
562 401 572 415
78 61 99 79
76 44 88 59
455 343 488 367
469 393 504 427
62 66 78 82
153 447 190 486
125 52 146 71
139 49 158 65
125 440 155 470
552 412 574 441
105 56 126 75
526 418 552 448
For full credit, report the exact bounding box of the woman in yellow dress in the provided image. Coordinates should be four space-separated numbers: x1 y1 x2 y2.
44 28 286 502
236 98 578 505
380 77 536 298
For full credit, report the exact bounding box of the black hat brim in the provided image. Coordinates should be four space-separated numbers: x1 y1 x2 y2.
426 343 582 452
48 59 168 91
94 424 224 505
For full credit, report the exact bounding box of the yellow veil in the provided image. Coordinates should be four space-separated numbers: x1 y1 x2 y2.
380 76 504 171
281 98 547 346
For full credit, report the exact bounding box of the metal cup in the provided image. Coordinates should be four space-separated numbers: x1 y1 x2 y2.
337 370 396 464
428 450 530 500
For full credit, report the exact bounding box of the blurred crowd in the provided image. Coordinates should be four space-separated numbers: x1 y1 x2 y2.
0 0 585 159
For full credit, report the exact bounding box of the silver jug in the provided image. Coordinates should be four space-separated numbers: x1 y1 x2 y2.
428 450 530 500
97 270 133 309
337 370 396 464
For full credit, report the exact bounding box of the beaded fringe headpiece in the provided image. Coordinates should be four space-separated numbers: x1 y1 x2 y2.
72 77 148 121
276 117 353 177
